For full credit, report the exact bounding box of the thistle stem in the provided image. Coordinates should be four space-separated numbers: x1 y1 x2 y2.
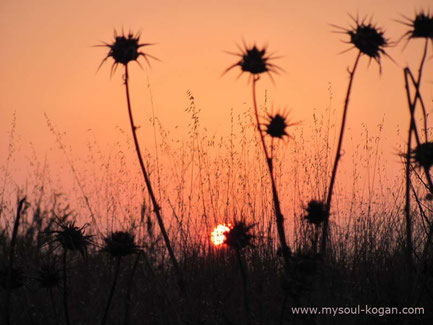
62 249 71 325
321 51 361 256
252 77 291 273
124 251 142 325
123 65 184 290
235 248 251 325
101 257 121 325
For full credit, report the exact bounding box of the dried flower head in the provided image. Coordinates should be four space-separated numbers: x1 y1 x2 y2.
224 42 281 81
0 266 25 290
304 200 329 225
411 142 433 170
400 10 433 42
224 221 255 250
102 231 140 257
334 15 390 71
264 111 297 139
35 260 61 289
48 220 93 256
98 30 157 74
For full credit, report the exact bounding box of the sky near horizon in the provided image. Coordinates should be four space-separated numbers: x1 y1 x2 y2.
0 0 433 203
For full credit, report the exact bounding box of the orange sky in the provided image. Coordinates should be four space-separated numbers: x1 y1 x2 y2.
0 0 432 221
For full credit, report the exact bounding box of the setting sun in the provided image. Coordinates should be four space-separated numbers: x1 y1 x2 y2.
210 224 231 246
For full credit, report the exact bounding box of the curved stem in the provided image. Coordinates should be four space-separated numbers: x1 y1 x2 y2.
321 51 361 256
252 77 291 273
101 257 121 325
123 65 184 290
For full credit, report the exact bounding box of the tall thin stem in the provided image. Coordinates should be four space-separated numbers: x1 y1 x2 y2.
321 51 361 256
62 249 71 325
101 257 121 325
123 65 184 290
236 248 251 325
251 77 291 273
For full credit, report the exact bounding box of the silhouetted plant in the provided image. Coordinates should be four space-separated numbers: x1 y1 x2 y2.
47 219 92 325
100 231 140 325
225 42 293 274
35 257 62 324
399 9 433 314
322 15 390 256
98 30 184 291
223 221 255 325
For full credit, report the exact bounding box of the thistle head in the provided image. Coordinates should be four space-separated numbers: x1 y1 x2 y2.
98 30 157 74
264 110 297 140
400 10 433 41
35 260 61 289
411 142 433 170
224 42 281 81
0 266 25 290
51 220 93 255
102 231 140 257
304 200 329 225
334 15 390 72
224 221 255 250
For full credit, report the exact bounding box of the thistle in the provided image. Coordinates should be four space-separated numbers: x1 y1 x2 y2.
400 10 433 43
98 30 184 291
225 41 292 275
322 15 390 256
97 30 157 74
411 142 433 170
333 15 390 72
224 221 255 250
224 43 281 82
35 260 61 289
304 200 329 225
49 220 93 256
102 231 140 257
264 111 297 140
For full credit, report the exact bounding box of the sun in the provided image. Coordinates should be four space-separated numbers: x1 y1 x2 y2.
210 224 231 246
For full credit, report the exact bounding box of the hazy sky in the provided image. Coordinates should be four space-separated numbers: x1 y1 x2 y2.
1 0 432 194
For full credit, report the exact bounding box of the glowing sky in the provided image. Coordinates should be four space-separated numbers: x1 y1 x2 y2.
0 0 432 198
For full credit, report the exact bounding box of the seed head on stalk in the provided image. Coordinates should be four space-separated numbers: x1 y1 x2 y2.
398 10 433 46
333 14 391 73
223 42 281 82
102 231 140 257
97 30 158 74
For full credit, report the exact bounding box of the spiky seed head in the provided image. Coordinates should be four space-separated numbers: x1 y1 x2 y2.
224 43 280 81
304 200 329 225
402 10 433 40
411 142 433 170
53 221 92 255
98 30 157 73
264 111 298 139
103 231 139 257
36 263 61 289
0 266 25 290
335 16 390 71
224 221 255 250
